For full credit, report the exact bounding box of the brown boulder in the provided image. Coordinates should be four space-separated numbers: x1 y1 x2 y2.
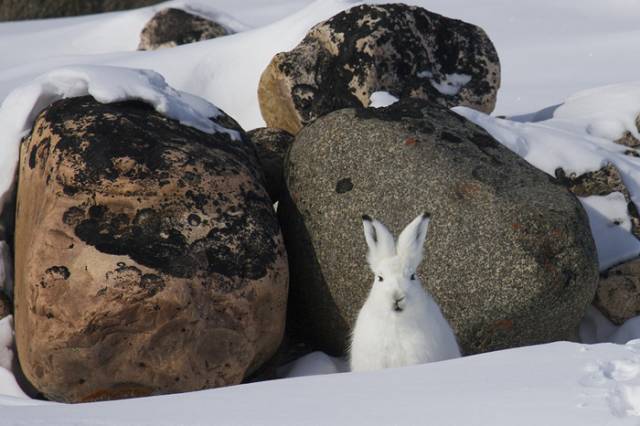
258 3 500 134
138 8 230 51
14 96 288 402
247 128 293 202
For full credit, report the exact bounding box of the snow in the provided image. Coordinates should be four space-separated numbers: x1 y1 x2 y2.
277 351 348 378
0 0 640 423
429 73 472 96
368 91 398 108
1 341 640 424
580 194 640 270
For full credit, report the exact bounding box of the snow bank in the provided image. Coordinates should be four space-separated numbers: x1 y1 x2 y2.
455 82 640 270
0 64 240 211
2 341 640 425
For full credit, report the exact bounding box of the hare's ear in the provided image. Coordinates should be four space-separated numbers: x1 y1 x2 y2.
397 213 431 271
362 215 395 267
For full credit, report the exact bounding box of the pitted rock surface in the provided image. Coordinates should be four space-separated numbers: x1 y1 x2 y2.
258 3 500 134
247 127 293 203
555 164 640 238
279 98 598 356
138 8 230 51
596 258 640 325
14 96 288 402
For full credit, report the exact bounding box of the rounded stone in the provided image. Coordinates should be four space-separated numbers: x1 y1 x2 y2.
258 3 500 134
14 96 288 402
138 8 230 51
247 127 294 203
279 98 598 356
596 258 640 325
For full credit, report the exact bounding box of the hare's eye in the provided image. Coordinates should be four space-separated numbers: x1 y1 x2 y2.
410 274 416 280
377 275 384 282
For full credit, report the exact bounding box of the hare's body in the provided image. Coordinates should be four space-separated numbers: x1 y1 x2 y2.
350 214 461 372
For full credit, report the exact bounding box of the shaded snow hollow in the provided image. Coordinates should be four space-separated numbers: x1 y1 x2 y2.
0 65 240 210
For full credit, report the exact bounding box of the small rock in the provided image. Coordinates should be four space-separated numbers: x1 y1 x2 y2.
258 3 500 134
247 128 294 203
138 8 229 51
597 258 640 324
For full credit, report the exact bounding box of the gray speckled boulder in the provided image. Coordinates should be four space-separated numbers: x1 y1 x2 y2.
596 258 640 324
279 98 598 356
247 127 294 203
138 8 229 51
14 96 288 402
258 3 500 134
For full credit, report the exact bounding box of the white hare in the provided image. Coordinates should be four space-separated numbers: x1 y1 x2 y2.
349 213 461 372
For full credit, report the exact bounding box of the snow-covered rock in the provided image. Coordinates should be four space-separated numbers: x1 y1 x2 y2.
0 65 239 215
13 92 287 402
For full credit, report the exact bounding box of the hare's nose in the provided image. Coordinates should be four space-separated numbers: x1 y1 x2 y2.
392 292 405 312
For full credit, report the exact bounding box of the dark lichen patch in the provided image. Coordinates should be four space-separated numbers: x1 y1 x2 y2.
41 96 258 194
335 178 353 194
38 96 279 291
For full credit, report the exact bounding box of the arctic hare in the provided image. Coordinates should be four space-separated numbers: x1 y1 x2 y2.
349 213 461 372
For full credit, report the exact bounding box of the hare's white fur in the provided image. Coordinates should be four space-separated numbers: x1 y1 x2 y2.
349 213 461 372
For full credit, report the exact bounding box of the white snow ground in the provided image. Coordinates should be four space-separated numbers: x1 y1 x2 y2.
1 0 640 424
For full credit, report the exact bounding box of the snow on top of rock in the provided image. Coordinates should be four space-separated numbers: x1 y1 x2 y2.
553 82 640 141
368 91 399 108
430 73 472 96
0 65 241 210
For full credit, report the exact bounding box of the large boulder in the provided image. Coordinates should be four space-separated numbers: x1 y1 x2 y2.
14 96 288 402
138 8 230 51
258 3 500 134
0 0 164 21
247 127 294 203
279 99 598 356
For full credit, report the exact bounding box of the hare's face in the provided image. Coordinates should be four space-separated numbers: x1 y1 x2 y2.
362 213 430 312
371 257 420 311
